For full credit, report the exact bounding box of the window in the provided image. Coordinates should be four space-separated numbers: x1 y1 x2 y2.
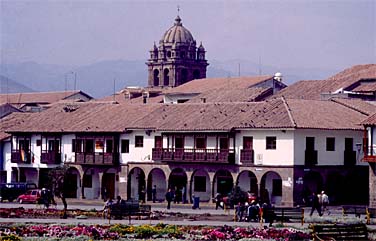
154 136 162 148
175 136 184 149
72 139 76 152
272 179 282 196
83 174 92 188
135 136 144 148
106 139 113 153
95 140 104 152
121 139 129 153
326 137 335 151
85 139 94 153
196 137 206 149
36 140 41 147
243 136 253 150
266 136 277 150
48 140 60 152
306 137 315 150
194 176 206 192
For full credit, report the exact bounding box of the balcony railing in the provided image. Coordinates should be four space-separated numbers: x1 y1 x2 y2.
363 146 376 162
240 149 254 165
75 152 119 165
41 151 61 164
11 151 31 164
152 148 235 164
305 150 318 166
344 150 356 166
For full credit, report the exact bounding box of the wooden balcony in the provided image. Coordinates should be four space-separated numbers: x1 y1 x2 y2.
305 150 318 166
41 151 61 164
75 152 119 165
240 149 254 165
152 148 235 164
11 151 31 164
344 150 356 166
363 146 376 163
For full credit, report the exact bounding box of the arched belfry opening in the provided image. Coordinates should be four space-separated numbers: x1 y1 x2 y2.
147 15 208 88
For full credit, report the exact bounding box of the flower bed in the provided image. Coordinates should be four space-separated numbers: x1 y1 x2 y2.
0 223 311 241
0 208 102 219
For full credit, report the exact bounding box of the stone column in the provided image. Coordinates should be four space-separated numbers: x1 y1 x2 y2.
98 172 103 200
370 163 376 208
118 165 128 200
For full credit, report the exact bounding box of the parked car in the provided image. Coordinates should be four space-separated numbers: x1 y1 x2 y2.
0 182 38 202
221 192 258 209
16 189 41 204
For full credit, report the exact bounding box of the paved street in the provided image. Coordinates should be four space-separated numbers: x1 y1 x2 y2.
0 199 374 230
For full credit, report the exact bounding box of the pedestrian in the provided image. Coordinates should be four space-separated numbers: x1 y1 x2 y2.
152 185 157 203
181 186 186 204
139 187 146 203
309 192 322 216
214 193 223 210
102 187 108 202
165 188 173 209
41 188 50 209
102 198 113 218
320 191 330 215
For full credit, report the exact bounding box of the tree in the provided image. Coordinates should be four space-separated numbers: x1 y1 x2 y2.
48 164 69 218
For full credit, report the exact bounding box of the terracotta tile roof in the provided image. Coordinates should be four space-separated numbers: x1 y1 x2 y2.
131 99 294 131
165 76 274 94
98 93 163 104
331 98 376 116
351 81 376 92
4 102 160 133
187 87 271 103
271 64 376 100
0 112 33 140
271 80 325 100
4 98 368 133
285 98 367 130
361 112 376 125
0 91 92 105
328 64 376 90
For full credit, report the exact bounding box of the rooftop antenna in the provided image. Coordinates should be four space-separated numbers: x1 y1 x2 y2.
238 63 241 77
258 56 262 76
74 72 77 91
113 78 116 102
177 5 180 15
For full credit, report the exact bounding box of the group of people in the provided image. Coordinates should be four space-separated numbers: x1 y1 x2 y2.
165 186 187 209
309 190 330 216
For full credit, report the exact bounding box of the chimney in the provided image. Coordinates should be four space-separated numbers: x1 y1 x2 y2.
201 98 206 103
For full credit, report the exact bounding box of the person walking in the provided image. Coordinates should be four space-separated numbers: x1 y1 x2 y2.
320 191 330 215
152 185 157 203
165 188 173 209
309 192 322 216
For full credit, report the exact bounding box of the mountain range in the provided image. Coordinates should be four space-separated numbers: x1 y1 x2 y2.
0 60 338 98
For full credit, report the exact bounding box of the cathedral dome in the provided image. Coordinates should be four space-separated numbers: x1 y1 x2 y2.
161 16 195 45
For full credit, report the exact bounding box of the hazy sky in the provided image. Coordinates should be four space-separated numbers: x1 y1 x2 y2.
1 0 375 70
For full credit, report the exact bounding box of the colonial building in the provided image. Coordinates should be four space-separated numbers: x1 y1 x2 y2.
362 112 376 207
2 97 370 206
146 15 208 88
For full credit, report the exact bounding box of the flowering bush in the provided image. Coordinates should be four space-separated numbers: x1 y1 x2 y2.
0 223 311 240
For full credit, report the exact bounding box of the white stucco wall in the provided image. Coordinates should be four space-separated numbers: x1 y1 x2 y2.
120 130 154 163
294 129 365 166
236 129 294 166
62 134 75 163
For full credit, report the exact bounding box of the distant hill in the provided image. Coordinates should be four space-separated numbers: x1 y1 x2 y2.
0 75 34 93
0 60 338 98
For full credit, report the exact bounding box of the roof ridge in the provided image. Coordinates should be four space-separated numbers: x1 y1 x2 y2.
281 97 297 128
330 98 370 116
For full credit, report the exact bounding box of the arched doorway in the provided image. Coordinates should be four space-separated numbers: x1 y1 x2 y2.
64 167 80 198
344 170 368 205
101 168 117 200
260 171 282 205
191 169 210 202
302 171 323 204
147 168 166 202
163 69 169 86
213 170 233 196
127 167 146 201
236 170 258 196
168 168 187 203
153 69 160 86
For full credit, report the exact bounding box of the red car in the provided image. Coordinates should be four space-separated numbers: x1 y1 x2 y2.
16 189 41 204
